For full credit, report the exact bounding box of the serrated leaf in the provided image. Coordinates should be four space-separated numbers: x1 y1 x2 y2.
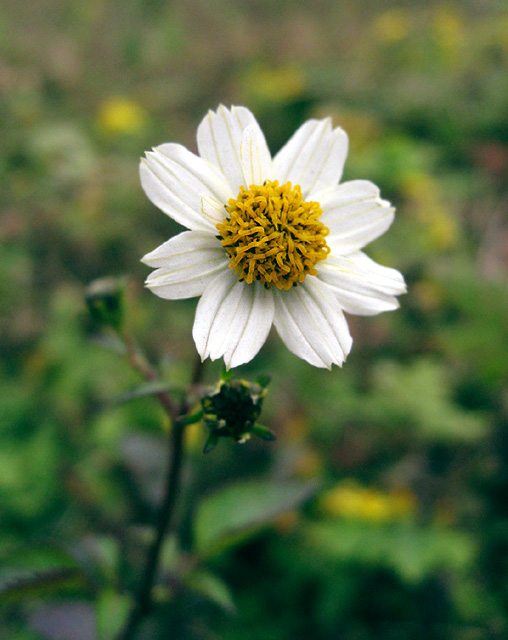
195 479 318 557
184 569 236 613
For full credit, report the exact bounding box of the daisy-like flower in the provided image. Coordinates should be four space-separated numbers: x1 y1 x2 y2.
140 106 406 369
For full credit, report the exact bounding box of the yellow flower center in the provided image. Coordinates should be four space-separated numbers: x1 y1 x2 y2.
217 180 330 290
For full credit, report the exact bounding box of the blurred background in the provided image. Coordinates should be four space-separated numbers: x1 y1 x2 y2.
2 0 508 638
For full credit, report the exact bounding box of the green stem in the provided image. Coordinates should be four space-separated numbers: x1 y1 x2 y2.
116 342 205 640
117 418 185 640
121 331 177 418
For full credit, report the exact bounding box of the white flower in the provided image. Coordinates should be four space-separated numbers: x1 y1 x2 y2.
140 105 406 370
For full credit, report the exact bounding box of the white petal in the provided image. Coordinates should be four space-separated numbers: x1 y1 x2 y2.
273 278 352 369
318 180 395 254
197 105 271 194
140 143 232 232
273 118 348 198
317 251 406 316
240 124 273 187
201 195 227 225
192 271 275 369
143 231 228 299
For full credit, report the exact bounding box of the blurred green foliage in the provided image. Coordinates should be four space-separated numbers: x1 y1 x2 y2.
1 0 508 638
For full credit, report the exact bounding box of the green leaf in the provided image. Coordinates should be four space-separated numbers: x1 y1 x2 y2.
3 545 78 571
373 360 487 442
303 521 477 583
0 567 85 604
0 544 88 604
194 479 318 557
116 381 182 404
96 589 132 640
184 569 236 614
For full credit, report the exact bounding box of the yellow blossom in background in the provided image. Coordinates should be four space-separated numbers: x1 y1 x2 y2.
240 64 305 106
97 97 146 135
426 210 458 249
320 481 416 524
374 9 410 44
432 5 465 63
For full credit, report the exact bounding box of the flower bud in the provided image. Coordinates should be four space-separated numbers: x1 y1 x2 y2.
85 277 125 331
200 377 274 452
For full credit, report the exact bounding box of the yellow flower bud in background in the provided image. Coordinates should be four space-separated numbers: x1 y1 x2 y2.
239 64 305 106
320 481 416 524
97 97 146 136
374 9 410 44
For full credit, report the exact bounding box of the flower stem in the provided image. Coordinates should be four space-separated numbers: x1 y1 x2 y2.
116 342 205 640
117 419 185 640
121 331 177 418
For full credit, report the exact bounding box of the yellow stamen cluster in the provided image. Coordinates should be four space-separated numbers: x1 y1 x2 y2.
217 180 330 290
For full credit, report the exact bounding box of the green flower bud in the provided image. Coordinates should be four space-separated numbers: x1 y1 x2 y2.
200 377 274 452
85 277 125 331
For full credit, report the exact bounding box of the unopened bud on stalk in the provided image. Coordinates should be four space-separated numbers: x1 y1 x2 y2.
201 376 274 453
85 277 125 331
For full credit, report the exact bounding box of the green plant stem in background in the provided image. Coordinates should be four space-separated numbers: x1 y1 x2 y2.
122 331 178 418
117 421 184 640
116 335 205 640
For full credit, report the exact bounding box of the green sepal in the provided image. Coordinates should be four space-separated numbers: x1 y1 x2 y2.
252 423 276 441
203 432 219 454
178 408 203 426
220 367 235 383
256 374 271 389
